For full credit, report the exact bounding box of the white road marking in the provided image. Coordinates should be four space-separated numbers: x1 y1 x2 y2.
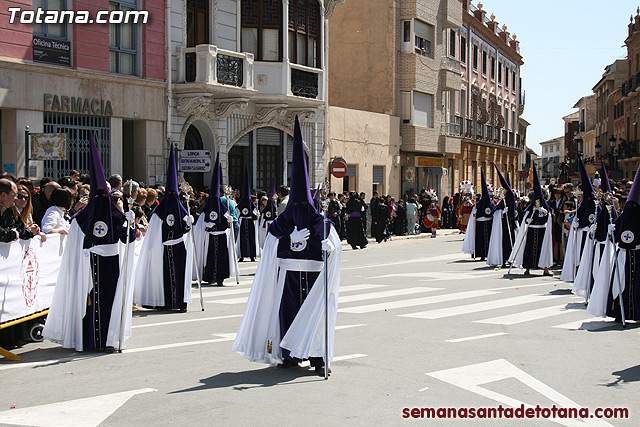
445 332 509 342
207 296 248 304
299 353 367 367
124 333 237 353
372 271 499 281
474 304 577 325
334 324 367 330
206 284 390 304
552 318 618 330
338 287 440 303
427 359 612 427
132 314 243 329
338 290 500 314
0 388 155 427
400 294 565 320
341 252 462 270
486 282 558 291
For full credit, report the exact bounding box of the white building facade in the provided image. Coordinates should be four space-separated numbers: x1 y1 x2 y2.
168 0 345 191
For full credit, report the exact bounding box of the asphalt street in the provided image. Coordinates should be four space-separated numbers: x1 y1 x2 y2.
0 230 638 426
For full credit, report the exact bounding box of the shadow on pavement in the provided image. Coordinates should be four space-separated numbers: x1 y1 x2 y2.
169 366 323 393
603 364 640 387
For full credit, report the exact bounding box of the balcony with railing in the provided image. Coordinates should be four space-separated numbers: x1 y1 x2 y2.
177 45 324 103
178 45 254 91
442 117 522 151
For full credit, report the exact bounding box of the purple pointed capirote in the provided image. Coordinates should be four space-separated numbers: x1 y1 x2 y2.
599 163 612 194
166 144 179 194
88 131 109 195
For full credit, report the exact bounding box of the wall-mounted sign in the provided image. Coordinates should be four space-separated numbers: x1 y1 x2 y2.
33 36 70 67
30 133 67 160
179 150 211 173
44 94 113 116
415 156 444 168
3 163 16 174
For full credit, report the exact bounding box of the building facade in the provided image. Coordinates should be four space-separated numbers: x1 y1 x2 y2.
539 136 563 181
0 0 167 183
169 0 346 192
452 1 526 194
328 0 525 199
617 11 640 179
572 95 596 176
593 59 626 180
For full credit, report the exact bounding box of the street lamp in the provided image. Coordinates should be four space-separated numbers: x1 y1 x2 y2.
595 141 601 160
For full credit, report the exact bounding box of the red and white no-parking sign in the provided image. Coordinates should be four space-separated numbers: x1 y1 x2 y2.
331 159 348 178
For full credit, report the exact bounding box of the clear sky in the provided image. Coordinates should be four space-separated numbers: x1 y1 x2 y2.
479 0 636 155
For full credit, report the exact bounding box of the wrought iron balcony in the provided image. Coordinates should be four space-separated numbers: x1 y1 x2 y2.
290 64 320 99
178 45 254 90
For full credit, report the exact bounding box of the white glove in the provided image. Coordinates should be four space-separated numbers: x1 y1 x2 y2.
537 207 548 216
183 215 194 226
608 223 616 234
321 238 335 253
526 218 533 224
290 226 310 244
589 224 597 237
124 210 135 225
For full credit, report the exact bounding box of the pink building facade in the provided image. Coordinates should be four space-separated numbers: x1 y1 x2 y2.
0 0 167 183
443 0 526 190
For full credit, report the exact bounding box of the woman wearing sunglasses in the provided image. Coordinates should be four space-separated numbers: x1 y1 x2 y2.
2 184 46 242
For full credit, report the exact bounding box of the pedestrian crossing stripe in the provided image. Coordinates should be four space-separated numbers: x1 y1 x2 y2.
0 388 156 427
399 294 565 320
473 304 578 325
427 359 613 427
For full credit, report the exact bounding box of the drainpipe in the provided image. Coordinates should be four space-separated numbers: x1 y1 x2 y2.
165 0 172 150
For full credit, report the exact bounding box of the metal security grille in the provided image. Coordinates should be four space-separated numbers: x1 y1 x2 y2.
43 112 111 180
346 164 356 176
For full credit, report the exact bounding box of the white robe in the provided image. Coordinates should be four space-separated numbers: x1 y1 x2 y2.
461 206 477 255
134 214 194 306
572 227 596 298
43 220 136 351
586 238 616 317
508 211 553 269
192 213 238 281
257 215 273 249
486 208 504 266
560 218 581 282
233 227 342 364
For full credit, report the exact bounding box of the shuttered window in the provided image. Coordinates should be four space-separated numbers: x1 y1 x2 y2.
347 164 356 176
373 166 384 185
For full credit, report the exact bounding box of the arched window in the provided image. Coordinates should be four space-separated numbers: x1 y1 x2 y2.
241 0 282 61
288 0 321 68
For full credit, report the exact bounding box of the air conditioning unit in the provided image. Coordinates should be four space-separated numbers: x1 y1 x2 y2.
402 42 411 53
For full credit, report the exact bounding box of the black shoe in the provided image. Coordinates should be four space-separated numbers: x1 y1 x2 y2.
524 269 530 276
179 308 187 313
239 258 244 262
277 359 299 369
314 366 331 376
351 245 358 250
103 346 116 354
250 257 255 262
216 282 224 287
